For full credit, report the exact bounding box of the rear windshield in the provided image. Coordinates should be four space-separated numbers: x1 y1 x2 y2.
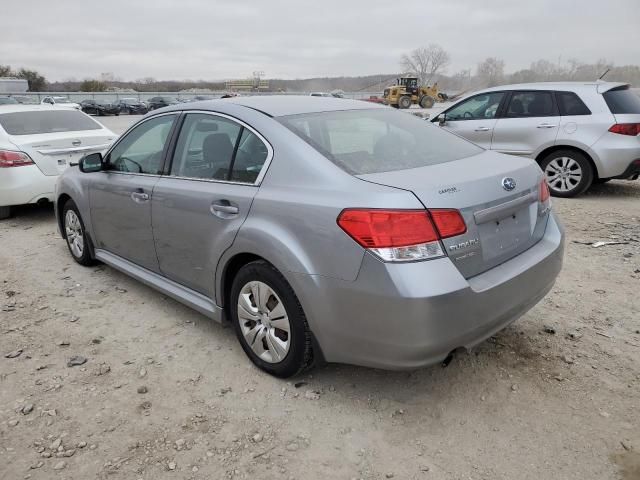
603 86 640 114
278 109 482 175
0 110 102 135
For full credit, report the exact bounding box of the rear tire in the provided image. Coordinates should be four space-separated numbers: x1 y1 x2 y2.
419 95 435 108
540 149 593 198
398 95 412 109
230 260 313 378
0 206 11 220
62 200 96 266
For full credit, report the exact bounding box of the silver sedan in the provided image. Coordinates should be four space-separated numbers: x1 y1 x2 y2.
55 96 564 377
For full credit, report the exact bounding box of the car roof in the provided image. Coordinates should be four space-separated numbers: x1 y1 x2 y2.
0 104 81 113
162 95 384 117
479 81 628 93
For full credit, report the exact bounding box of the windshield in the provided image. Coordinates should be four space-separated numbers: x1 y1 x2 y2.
0 110 102 135
278 109 483 175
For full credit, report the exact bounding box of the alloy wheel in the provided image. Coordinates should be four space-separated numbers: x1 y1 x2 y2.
544 156 583 193
237 281 290 364
65 210 84 258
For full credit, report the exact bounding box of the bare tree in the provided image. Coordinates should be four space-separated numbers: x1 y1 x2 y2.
400 44 450 85
477 57 505 87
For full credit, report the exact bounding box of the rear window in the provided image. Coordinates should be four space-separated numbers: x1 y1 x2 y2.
556 91 591 116
603 86 640 114
0 110 102 135
278 109 482 175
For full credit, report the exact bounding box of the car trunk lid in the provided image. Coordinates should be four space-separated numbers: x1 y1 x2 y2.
9 131 115 176
357 150 550 279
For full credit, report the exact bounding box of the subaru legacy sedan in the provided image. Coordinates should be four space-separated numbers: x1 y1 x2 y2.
55 96 564 377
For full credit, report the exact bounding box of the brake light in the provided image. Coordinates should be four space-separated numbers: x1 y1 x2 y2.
608 123 640 136
539 178 550 203
337 208 466 262
430 209 467 238
0 150 34 168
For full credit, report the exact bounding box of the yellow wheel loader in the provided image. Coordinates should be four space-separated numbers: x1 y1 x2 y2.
382 77 447 109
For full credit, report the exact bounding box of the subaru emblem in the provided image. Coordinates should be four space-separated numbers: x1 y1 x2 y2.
502 177 516 191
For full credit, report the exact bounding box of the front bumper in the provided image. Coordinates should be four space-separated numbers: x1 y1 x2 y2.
292 212 565 370
0 165 57 207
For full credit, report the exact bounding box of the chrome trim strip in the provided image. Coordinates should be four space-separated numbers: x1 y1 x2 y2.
37 143 112 155
474 190 538 225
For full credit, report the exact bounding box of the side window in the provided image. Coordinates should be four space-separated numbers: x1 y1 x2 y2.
170 113 242 181
108 114 176 174
506 91 557 117
230 129 269 183
445 92 505 120
556 91 591 116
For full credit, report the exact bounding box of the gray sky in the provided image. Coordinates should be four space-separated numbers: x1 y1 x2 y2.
4 0 638 81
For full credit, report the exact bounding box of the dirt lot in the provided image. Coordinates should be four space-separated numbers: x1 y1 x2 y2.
1 114 639 479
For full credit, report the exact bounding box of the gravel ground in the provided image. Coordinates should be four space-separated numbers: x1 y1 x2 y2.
1 114 639 480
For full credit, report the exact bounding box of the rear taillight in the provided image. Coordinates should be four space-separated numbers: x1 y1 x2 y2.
608 123 640 136
337 208 466 262
539 178 550 203
0 150 34 168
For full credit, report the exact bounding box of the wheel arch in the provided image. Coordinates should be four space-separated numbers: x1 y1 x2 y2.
535 145 601 179
56 193 72 238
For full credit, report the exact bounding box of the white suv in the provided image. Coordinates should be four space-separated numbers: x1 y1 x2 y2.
433 82 640 197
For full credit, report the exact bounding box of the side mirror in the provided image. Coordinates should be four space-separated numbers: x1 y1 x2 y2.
438 113 447 126
79 152 103 173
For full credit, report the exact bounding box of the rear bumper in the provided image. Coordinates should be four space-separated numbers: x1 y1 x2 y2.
589 132 640 178
0 165 57 207
611 158 640 180
291 212 564 370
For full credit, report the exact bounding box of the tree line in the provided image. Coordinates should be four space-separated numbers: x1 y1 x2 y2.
0 65 47 91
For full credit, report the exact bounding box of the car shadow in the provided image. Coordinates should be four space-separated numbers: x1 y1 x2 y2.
583 180 640 198
1 203 55 225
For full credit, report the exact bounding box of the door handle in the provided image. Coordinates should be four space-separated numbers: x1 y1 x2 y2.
130 189 150 203
474 126 491 132
537 123 557 129
211 200 239 217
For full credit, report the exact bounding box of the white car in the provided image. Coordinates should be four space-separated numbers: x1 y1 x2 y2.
41 96 81 110
0 105 116 219
433 82 640 197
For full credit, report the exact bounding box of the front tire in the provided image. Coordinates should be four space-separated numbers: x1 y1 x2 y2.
419 95 435 108
230 260 313 378
540 149 593 198
62 200 95 266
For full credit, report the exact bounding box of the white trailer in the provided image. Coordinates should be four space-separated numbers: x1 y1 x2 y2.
0 78 29 93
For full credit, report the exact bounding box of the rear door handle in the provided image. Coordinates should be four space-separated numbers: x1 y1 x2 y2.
130 189 150 203
211 200 239 217
537 123 557 129
474 126 491 132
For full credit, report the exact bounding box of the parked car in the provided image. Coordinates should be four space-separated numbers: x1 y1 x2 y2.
10 95 39 105
432 82 640 197
0 105 116 219
80 99 121 116
41 96 81 110
55 96 564 377
0 96 19 105
115 98 149 114
147 96 179 110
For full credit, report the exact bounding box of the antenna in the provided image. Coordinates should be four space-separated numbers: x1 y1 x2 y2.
598 68 610 81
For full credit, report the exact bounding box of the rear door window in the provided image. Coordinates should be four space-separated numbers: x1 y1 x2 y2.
0 110 102 135
555 91 591 116
603 86 640 114
506 91 558 117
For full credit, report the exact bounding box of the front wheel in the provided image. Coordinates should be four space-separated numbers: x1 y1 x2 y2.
62 200 95 266
230 260 313 378
419 95 435 108
540 150 593 198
